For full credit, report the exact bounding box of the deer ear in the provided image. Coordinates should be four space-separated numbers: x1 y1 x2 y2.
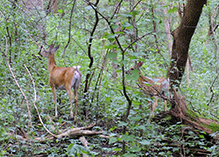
53 45 60 51
50 44 54 49
138 61 144 67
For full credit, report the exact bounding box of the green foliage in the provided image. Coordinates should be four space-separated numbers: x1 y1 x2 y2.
0 0 219 156
66 142 97 157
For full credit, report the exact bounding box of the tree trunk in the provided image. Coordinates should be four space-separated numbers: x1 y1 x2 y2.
161 0 219 139
22 0 44 10
162 2 172 57
167 0 207 89
47 0 58 14
164 90 219 139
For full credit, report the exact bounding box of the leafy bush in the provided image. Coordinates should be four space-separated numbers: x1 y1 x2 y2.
0 0 219 156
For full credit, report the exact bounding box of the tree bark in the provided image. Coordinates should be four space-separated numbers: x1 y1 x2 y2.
165 90 219 139
22 0 44 10
47 0 58 14
162 2 172 57
161 0 219 139
167 0 207 89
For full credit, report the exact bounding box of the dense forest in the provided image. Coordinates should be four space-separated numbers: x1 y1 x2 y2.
0 0 219 156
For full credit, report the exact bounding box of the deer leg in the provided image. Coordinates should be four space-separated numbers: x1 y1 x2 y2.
66 86 73 119
164 100 167 111
74 88 78 122
151 98 158 117
51 86 58 117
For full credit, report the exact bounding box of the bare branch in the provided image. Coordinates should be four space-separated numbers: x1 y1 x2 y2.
131 0 142 12
83 0 100 109
62 0 77 65
1 36 32 125
79 136 90 157
24 64 58 138
151 3 161 55
87 2 132 122
207 73 219 106
110 0 123 20
7 123 102 142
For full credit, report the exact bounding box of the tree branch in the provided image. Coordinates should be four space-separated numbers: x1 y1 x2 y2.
87 2 134 122
207 73 219 106
24 64 58 138
62 0 76 65
83 0 100 97
167 0 207 89
1 36 32 125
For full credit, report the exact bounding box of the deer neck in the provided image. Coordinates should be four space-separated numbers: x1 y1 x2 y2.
47 55 56 74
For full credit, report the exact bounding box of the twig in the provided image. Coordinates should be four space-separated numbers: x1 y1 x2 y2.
86 3 132 154
1 36 32 125
110 0 123 20
72 38 87 55
150 1 161 55
34 123 100 141
62 0 76 65
24 64 58 138
207 73 219 106
90 43 108 105
210 4 219 72
79 136 89 157
131 0 142 12
87 2 132 122
7 123 101 142
83 0 100 115
123 31 154 53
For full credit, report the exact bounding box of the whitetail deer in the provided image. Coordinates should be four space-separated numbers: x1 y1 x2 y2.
126 61 169 116
41 44 81 121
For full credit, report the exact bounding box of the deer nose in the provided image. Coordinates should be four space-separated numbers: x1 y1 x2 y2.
125 70 131 74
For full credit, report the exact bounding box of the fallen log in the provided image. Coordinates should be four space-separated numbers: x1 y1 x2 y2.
7 123 103 142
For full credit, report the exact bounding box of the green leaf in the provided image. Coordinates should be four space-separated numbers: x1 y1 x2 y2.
130 146 141 152
57 9 63 13
168 7 177 13
126 69 139 80
110 23 119 30
85 5 92 10
131 11 139 17
107 34 118 41
121 134 134 142
120 13 132 18
139 139 150 145
199 134 205 139
106 52 117 59
121 22 132 28
110 126 117 131
118 121 128 127
130 116 141 121
123 153 136 157
109 137 117 144
113 147 122 152
67 143 90 156
104 44 117 50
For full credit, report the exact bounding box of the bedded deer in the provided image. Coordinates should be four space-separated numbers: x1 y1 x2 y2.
41 44 81 121
126 61 169 116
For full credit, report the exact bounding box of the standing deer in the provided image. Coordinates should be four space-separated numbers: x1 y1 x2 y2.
126 61 169 116
41 44 81 121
